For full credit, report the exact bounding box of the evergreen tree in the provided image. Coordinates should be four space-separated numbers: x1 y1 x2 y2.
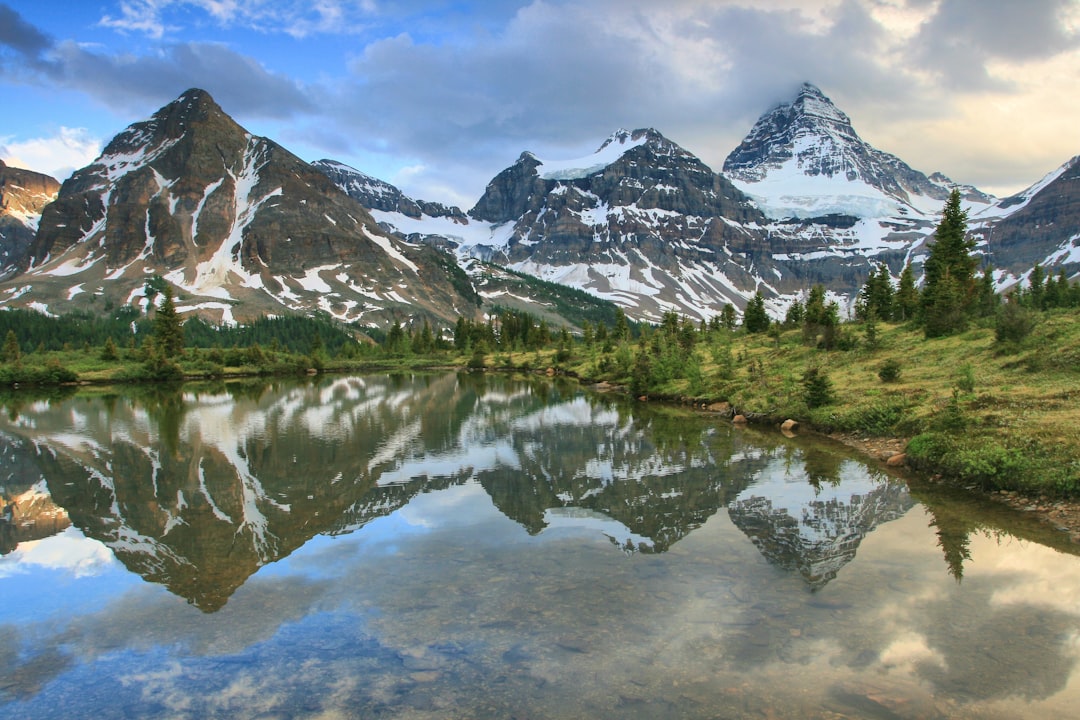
923 273 966 338
921 189 976 336
976 266 1000 317
101 336 119 361
719 303 737 331
385 321 407 353
802 284 831 346
454 316 470 350
2 330 20 364
1044 269 1064 309
581 320 594 347
743 292 770 333
784 300 805 328
1027 264 1045 310
153 285 185 357
894 262 919 321
613 308 630 341
857 263 894 321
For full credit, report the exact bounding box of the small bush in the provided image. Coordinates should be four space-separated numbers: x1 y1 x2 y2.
802 367 835 408
932 389 969 432
955 363 975 393
995 302 1036 345
878 359 902 383
467 349 487 370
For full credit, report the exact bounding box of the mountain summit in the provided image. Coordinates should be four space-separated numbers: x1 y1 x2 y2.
19 89 473 324
723 83 992 218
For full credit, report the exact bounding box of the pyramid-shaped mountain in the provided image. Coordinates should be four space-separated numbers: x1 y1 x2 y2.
0 160 59 279
724 83 994 219
9 89 475 325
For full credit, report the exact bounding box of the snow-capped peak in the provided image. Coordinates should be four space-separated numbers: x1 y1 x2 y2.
723 82 991 219
535 128 649 181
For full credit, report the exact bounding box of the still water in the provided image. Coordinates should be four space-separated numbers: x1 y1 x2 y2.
1 372 1079 719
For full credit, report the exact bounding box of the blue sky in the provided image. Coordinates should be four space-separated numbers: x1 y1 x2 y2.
1 0 1079 207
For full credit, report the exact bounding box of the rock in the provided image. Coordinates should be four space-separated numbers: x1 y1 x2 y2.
885 453 907 467
732 414 747 424
780 419 799 432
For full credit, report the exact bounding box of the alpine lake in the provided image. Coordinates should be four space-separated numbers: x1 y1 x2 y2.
2 371 1080 720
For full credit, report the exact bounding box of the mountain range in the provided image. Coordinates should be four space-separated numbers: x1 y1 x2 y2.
1 83 1077 327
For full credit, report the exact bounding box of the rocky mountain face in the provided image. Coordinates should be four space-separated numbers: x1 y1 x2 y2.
969 156 1080 277
6 90 476 325
462 128 773 320
320 128 780 322
0 160 59 278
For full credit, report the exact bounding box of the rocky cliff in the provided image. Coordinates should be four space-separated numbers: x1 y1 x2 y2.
0 159 59 278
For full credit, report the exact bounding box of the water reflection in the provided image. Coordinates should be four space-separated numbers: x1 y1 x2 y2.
0 374 918 609
1 374 1079 719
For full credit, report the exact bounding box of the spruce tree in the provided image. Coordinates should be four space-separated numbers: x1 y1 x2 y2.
153 285 185 357
857 263 894 321
976 267 1000 317
921 189 976 336
895 262 919 321
784 300 805 328
743 292 770 333
1027 264 1045 310
719 303 737 331
2 330 20 364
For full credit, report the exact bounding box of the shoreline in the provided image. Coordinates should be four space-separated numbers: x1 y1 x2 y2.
824 428 1080 544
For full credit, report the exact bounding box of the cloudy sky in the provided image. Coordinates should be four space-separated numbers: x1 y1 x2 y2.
1 0 1078 208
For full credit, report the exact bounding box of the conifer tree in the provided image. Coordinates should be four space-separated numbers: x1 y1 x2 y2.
857 263 894 321
1027 264 1045 310
921 189 976 336
743 292 770 333
153 285 185 357
895 262 919 321
976 267 1000 317
719 304 737 331
2 330 20 364
613 308 630 341
784 300 805 328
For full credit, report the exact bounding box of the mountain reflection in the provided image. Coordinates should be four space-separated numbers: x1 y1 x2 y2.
0 374 912 610
728 446 915 590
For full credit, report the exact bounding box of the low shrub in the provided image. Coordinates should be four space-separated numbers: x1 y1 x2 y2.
995 302 1037 345
878 358 902 383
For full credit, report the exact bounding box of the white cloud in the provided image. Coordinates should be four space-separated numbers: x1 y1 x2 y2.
97 0 378 39
0 126 101 181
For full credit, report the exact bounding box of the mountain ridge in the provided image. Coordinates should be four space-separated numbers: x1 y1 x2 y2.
2 84 1078 327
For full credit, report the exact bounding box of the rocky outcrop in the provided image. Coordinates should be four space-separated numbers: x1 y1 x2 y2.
0 159 59 277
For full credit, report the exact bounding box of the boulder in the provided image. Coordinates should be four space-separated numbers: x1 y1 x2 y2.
886 453 907 467
732 414 748 424
780 419 799 433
